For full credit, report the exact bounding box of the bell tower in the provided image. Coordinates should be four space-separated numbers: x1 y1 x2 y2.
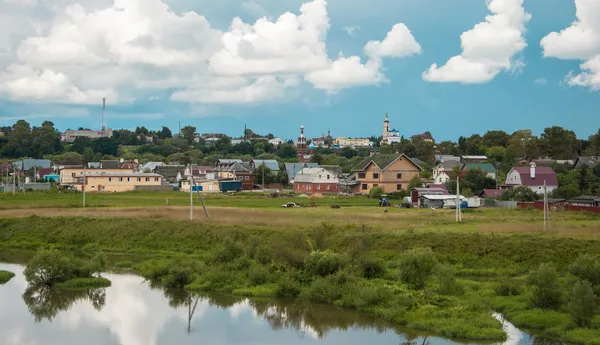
296 125 309 162
383 112 390 142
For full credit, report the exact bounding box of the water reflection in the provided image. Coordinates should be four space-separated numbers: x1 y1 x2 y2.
22 285 106 323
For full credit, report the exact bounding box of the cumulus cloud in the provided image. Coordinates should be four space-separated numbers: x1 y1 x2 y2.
540 0 600 90
0 0 421 104
422 0 531 83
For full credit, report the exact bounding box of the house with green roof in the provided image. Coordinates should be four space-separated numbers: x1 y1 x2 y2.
351 153 423 194
461 163 497 179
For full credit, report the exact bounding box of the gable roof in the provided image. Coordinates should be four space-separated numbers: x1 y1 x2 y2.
574 156 600 169
511 166 558 186
216 159 243 165
154 165 185 182
141 162 164 172
13 159 52 170
463 163 497 173
480 189 503 198
100 160 120 169
294 167 338 183
318 165 342 177
438 161 461 170
427 184 448 193
252 159 280 171
352 154 423 172
285 162 319 178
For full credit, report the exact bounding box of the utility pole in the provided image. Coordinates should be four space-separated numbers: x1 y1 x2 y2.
262 161 265 191
455 176 462 222
543 180 550 231
189 175 193 221
189 164 210 219
102 97 106 132
83 166 86 207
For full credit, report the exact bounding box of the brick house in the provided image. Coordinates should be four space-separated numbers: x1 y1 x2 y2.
294 167 339 194
213 161 254 190
352 154 423 194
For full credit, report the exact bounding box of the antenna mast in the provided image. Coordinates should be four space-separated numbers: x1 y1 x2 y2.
102 97 106 133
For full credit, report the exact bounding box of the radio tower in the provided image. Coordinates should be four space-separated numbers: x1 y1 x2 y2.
102 97 106 134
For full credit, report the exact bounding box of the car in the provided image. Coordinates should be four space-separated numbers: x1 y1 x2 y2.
282 202 300 208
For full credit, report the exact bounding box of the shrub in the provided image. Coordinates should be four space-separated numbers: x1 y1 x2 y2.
161 266 194 288
369 187 384 199
568 280 597 327
399 247 439 290
248 265 270 286
255 246 272 265
115 261 133 268
24 248 76 286
275 273 301 297
211 238 244 263
82 243 102 254
304 250 347 277
303 271 358 304
569 254 600 286
436 265 463 296
494 278 521 296
0 270 15 284
528 263 562 310
359 257 386 279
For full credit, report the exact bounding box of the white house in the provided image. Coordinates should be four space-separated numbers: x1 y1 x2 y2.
504 163 558 194
433 161 460 184
269 138 284 146
294 167 340 194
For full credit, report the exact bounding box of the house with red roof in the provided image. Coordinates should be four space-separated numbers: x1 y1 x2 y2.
504 163 558 194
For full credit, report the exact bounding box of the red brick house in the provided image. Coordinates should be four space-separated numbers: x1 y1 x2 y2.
294 167 339 194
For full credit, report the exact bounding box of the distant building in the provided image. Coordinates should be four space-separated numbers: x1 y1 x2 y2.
60 167 134 185
334 137 374 148
435 155 460 162
72 172 164 192
269 138 284 146
119 159 140 171
140 162 165 172
461 163 497 180
154 165 185 184
573 156 599 169
250 159 280 173
412 132 434 143
479 189 503 199
13 159 52 171
213 161 254 190
285 162 319 184
296 126 313 163
294 167 339 194
352 153 423 194
461 155 488 163
382 113 401 144
61 128 113 142
100 160 120 169
504 163 558 194
311 130 334 147
433 161 461 184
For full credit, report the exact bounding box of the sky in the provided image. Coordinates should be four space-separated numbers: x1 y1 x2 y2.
0 0 598 142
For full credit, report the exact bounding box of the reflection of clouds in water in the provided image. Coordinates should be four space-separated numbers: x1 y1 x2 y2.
55 273 208 345
229 299 256 318
492 313 522 345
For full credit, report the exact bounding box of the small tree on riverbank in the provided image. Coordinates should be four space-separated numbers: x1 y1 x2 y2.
528 263 562 310
568 280 597 327
399 247 438 291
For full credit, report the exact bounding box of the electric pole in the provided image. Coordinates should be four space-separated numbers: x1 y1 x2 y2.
83 166 86 207
455 175 462 222
262 162 265 191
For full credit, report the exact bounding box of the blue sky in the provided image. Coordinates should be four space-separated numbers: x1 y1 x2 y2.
0 0 597 141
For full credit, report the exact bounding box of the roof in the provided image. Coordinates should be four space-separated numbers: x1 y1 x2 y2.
188 165 213 175
511 166 558 186
217 159 243 165
574 156 600 168
413 132 433 140
535 198 566 203
294 168 339 183
83 172 163 177
435 155 460 162
461 155 488 160
352 154 423 172
154 165 185 182
318 165 342 177
216 161 252 173
409 157 427 168
423 195 466 200
285 163 319 178
427 184 448 193
13 159 52 170
569 195 600 202
438 161 461 170
87 162 101 168
252 159 280 171
141 162 165 171
36 168 54 177
413 187 448 194
480 189 503 198
463 163 496 173
100 160 120 169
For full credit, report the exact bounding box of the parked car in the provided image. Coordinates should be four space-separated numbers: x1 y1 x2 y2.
282 202 300 208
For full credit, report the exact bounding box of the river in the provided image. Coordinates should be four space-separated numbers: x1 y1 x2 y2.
0 263 560 345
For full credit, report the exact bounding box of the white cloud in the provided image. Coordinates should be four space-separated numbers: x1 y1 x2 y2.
343 25 360 36
364 23 421 59
0 0 421 105
241 1 270 19
423 0 531 83
533 77 548 85
540 0 600 90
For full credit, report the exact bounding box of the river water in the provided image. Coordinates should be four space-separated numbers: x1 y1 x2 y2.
0 263 558 345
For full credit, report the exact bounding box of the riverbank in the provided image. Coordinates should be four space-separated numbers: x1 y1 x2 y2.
0 270 15 284
1 208 600 343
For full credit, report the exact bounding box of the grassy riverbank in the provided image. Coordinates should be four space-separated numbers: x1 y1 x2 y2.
0 206 599 343
0 270 15 284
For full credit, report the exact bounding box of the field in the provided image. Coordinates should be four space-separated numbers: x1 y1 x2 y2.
2 191 600 343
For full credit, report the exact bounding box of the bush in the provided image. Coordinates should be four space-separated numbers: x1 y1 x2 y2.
55 277 111 289
304 250 347 277
115 261 133 268
161 266 194 288
436 265 463 296
369 187 384 199
528 263 563 310
399 247 439 290
248 265 271 286
255 246 272 265
275 273 301 297
569 254 600 286
359 257 386 279
211 238 244 263
0 270 15 284
568 280 597 327
494 278 521 296
24 248 77 286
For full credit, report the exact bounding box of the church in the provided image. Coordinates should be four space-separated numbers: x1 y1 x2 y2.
382 113 401 144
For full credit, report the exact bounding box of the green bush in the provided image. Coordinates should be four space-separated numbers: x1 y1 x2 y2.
248 265 270 286
494 278 521 296
568 280 597 327
115 261 133 268
399 247 439 290
211 238 244 263
436 265 463 296
275 273 301 297
369 187 384 199
254 246 272 265
55 277 111 289
359 257 386 279
304 250 347 277
0 270 15 284
569 254 600 286
303 271 358 304
161 266 194 288
528 263 563 310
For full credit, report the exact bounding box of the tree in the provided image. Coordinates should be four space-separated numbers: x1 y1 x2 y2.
24 249 75 287
3 120 32 158
91 137 118 156
180 126 197 145
399 247 439 290
369 186 383 199
483 130 510 147
528 263 562 310
463 168 496 193
486 146 506 163
159 126 172 139
500 186 538 202
568 280 597 327
254 165 277 185
540 126 578 159
569 254 600 287
506 130 540 161
436 141 459 156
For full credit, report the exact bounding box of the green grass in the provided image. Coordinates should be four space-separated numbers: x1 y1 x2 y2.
0 270 15 284
55 277 112 289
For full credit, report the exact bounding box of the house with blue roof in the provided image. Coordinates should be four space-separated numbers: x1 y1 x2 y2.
250 159 280 173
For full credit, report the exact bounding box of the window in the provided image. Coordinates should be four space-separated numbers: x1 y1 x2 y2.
373 184 379 187
108 177 113 182
373 173 379 179
317 185 321 190
145 177 150 182
358 173 366 179
137 177 141 182
326 184 330 190
154 178 159 182
245 176 249 180
397 184 402 191
327 175 330 180
362 184 368 190
119 177 123 182
396 173 402 179
71 173 76 177
297 185 300 190
127 177 131 182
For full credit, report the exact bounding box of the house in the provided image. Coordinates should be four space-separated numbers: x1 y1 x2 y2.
62 128 113 142
250 159 280 173
434 155 460 163
181 178 220 193
285 163 319 183
567 196 600 208
216 159 243 167
13 159 52 171
294 167 339 194
461 163 497 179
154 165 185 184
433 161 461 184
461 155 488 163
352 153 423 194
411 187 449 207
479 189 503 198
72 172 164 192
213 162 254 190
140 162 165 172
87 162 101 169
338 174 360 194
180 165 213 180
100 160 120 169
412 132 434 143
59 167 134 185
269 138 284 146
427 184 449 194
505 163 558 194
573 156 600 169
334 137 374 148
118 159 140 171
35 168 55 181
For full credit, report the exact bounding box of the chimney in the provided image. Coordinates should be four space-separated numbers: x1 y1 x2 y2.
530 162 536 179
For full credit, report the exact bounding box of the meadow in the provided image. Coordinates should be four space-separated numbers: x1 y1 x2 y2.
1 191 600 343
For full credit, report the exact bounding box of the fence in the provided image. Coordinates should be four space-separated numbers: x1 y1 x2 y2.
487 200 518 209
